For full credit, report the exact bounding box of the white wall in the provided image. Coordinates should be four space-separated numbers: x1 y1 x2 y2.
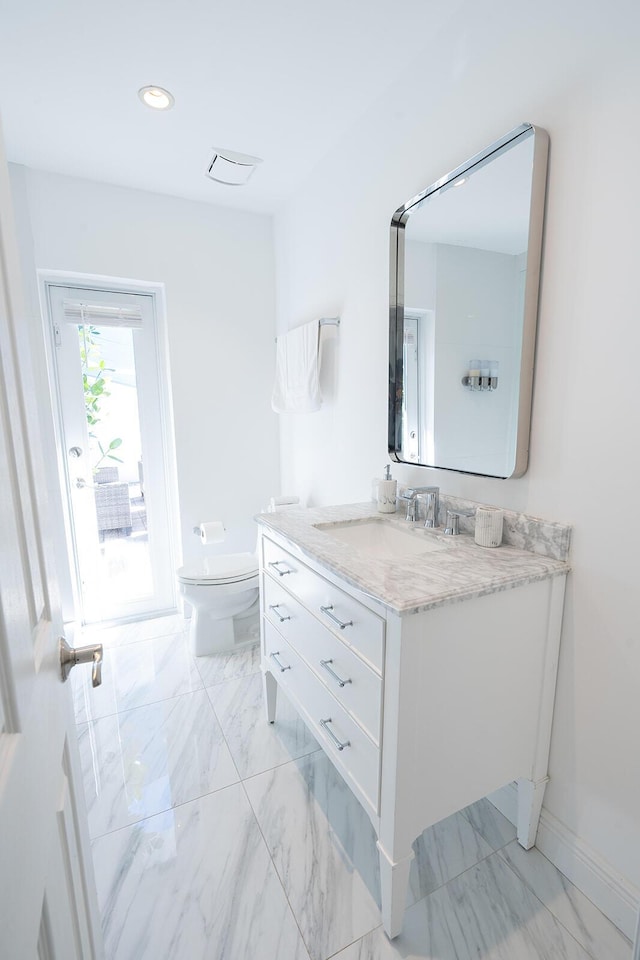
12 167 279 570
275 0 640 924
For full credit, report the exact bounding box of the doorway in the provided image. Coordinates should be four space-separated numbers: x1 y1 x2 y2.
43 278 177 624
402 309 435 465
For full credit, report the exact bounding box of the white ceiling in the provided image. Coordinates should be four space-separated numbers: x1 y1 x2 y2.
0 0 453 214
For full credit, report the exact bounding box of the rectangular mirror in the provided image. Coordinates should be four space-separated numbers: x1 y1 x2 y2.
389 124 549 478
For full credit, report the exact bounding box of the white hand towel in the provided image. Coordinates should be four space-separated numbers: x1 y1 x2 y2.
271 320 321 413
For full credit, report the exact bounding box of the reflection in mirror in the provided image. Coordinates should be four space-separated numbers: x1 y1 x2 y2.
389 124 549 478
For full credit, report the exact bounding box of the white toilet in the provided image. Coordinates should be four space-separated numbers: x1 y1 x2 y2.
177 553 260 656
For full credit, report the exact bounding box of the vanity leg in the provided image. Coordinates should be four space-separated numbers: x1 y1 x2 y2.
517 776 549 849
377 841 414 939
262 669 277 724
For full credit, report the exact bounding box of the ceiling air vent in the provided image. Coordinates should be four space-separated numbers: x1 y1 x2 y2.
206 148 262 186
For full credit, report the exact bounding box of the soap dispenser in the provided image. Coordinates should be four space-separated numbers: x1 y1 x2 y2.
377 465 397 514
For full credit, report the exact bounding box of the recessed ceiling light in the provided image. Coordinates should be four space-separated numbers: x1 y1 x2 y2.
138 85 174 111
206 148 263 186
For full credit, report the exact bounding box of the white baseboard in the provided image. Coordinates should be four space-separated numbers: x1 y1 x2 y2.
488 783 640 942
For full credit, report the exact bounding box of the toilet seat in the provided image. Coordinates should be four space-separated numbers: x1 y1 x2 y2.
177 553 258 586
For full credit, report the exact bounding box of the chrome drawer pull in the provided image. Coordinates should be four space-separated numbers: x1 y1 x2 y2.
320 659 352 688
269 560 293 577
270 651 291 673
269 603 291 623
319 718 350 751
320 604 353 630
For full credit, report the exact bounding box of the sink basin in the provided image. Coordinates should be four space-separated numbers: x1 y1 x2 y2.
314 519 446 560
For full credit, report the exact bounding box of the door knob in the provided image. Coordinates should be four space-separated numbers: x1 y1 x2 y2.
59 637 103 687
68 446 83 458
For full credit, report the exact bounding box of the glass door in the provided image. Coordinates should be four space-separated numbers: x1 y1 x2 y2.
48 284 176 623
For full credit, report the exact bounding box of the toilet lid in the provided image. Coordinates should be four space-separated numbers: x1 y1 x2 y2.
177 553 258 584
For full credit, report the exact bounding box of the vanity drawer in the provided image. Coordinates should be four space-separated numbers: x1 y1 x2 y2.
262 536 385 673
263 619 380 816
263 574 382 745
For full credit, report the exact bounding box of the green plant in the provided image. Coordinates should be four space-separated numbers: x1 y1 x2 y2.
78 324 124 472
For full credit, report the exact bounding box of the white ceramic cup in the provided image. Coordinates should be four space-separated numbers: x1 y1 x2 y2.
475 507 504 548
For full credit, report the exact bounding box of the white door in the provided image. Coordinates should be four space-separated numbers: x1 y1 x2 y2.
45 283 176 624
0 128 104 956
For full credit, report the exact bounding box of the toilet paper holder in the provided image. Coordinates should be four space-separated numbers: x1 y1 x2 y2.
193 522 226 543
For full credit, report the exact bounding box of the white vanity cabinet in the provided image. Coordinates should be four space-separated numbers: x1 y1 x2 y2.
258 520 568 939
261 534 386 820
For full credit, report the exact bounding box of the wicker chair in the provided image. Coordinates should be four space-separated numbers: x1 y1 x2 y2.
94 467 132 536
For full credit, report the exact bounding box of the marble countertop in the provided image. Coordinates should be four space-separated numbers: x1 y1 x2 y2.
255 502 570 617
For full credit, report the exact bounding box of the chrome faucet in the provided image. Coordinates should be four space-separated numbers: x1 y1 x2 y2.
398 486 440 526
417 488 439 528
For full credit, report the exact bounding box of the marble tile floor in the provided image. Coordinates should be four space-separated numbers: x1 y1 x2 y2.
76 614 632 960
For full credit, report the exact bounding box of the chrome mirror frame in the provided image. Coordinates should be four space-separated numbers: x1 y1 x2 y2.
388 123 549 479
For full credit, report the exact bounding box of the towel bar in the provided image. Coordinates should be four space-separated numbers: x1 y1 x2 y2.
275 317 340 342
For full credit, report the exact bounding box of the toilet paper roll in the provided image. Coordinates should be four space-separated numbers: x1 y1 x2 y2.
199 521 225 545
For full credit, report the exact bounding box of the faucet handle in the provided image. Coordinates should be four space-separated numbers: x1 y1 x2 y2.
397 490 418 521
444 508 475 536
